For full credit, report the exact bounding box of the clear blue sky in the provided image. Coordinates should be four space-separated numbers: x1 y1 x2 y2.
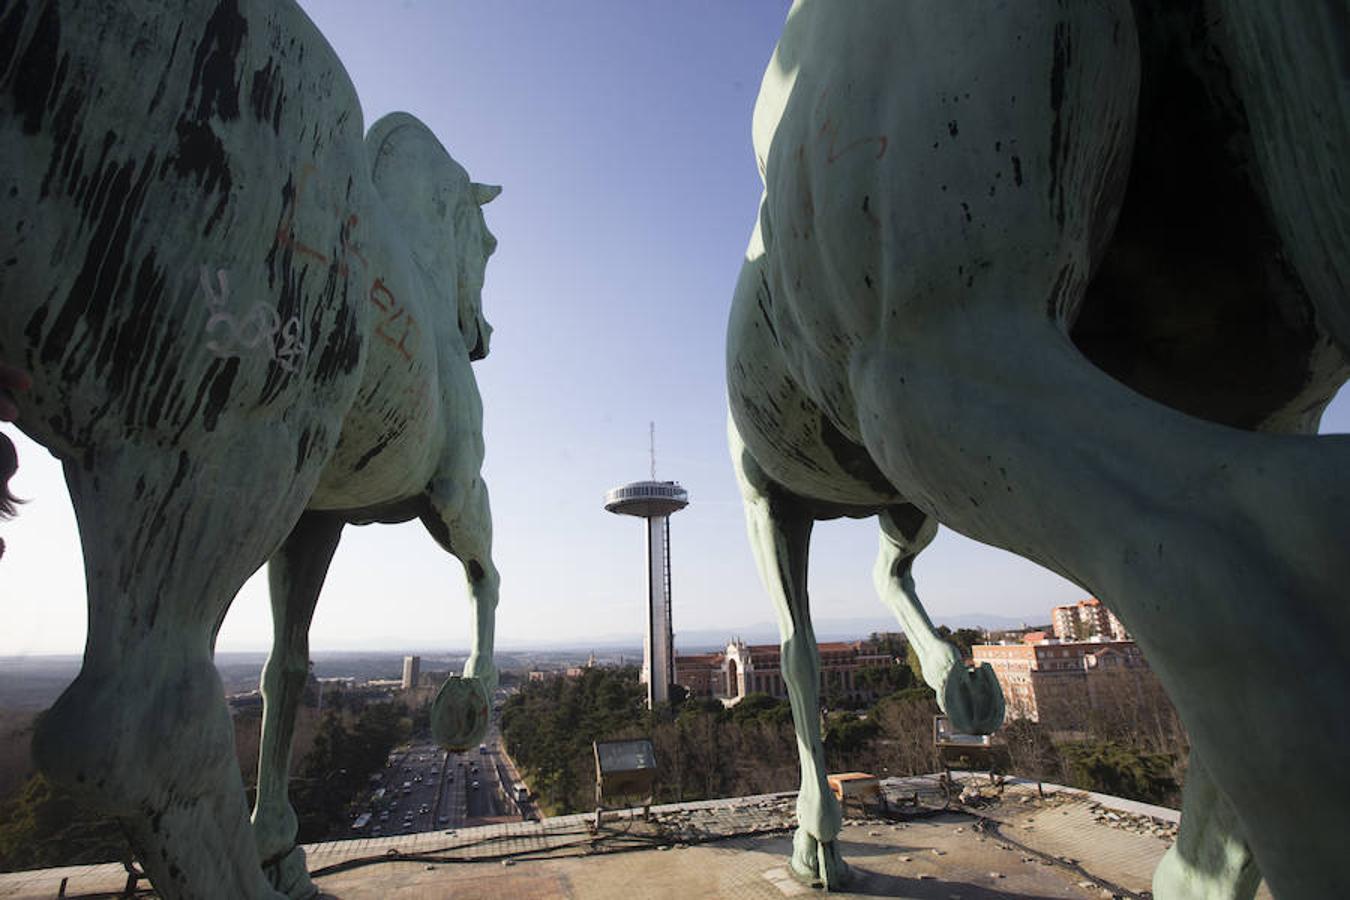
2 2 1346 655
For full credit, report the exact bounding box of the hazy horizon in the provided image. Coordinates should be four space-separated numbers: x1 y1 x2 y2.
0 611 1047 660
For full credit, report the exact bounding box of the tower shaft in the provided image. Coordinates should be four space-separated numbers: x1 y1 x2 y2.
604 478 687 711
643 515 674 707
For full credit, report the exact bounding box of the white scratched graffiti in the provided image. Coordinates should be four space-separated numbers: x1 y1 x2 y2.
199 266 307 372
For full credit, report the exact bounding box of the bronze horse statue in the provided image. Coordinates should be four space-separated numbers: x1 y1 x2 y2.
728 2 1349 897
1 3 501 897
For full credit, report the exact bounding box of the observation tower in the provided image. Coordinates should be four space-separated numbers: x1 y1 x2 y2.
604 427 689 708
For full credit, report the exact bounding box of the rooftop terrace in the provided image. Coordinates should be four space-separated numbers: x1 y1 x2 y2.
0 775 1274 900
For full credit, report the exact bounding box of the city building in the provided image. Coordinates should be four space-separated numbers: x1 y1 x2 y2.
972 632 1164 728
401 655 421 690
674 639 893 706
565 652 599 679
1051 597 1130 642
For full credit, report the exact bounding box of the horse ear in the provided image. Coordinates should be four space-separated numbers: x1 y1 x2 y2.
473 183 502 206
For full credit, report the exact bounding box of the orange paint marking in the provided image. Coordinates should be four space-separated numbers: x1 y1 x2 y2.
274 164 331 266
827 133 888 163
369 277 419 362
369 278 395 312
279 165 421 369
813 97 889 165
394 317 420 362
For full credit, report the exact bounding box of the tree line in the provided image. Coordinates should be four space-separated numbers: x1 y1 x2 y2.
499 664 952 815
502 640 1187 816
0 700 410 871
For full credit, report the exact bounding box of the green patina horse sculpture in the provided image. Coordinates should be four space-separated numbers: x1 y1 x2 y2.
1 4 500 898
728 2 1349 897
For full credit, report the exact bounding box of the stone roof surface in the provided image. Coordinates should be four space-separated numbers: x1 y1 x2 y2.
0 775 1274 899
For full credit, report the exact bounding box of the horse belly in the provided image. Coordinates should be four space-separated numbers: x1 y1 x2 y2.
308 337 443 510
729 251 900 508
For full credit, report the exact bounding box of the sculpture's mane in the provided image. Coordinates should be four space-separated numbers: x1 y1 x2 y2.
367 113 471 218
366 113 474 286
366 112 497 234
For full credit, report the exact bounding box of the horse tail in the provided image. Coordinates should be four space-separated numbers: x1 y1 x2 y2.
0 433 21 519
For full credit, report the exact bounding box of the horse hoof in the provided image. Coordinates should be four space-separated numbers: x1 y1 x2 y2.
262 845 317 900
790 827 851 890
431 675 491 751
942 662 1005 735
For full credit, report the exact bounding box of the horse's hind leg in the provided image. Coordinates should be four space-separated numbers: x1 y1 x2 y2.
253 512 344 900
855 313 1350 896
1153 751 1260 900
31 452 299 900
875 506 1004 734
730 421 847 889
421 472 499 750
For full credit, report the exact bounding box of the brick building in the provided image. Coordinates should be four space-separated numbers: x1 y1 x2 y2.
972 633 1164 728
674 639 893 706
672 652 725 698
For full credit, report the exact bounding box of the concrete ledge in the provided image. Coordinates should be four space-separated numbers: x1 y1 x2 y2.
997 776 1181 823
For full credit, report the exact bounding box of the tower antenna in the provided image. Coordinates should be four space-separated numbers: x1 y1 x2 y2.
650 421 656 480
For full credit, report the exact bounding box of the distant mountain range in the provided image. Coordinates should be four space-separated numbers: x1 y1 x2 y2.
496 612 1046 653
0 612 1044 708
672 613 1043 650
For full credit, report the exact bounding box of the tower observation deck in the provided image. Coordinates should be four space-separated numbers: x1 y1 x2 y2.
604 480 688 708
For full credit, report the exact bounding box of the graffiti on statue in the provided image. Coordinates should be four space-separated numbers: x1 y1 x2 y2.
200 266 308 371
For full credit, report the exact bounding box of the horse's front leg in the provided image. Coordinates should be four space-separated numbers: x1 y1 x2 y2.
423 473 499 750
875 506 1004 735
730 421 848 889
253 512 344 900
